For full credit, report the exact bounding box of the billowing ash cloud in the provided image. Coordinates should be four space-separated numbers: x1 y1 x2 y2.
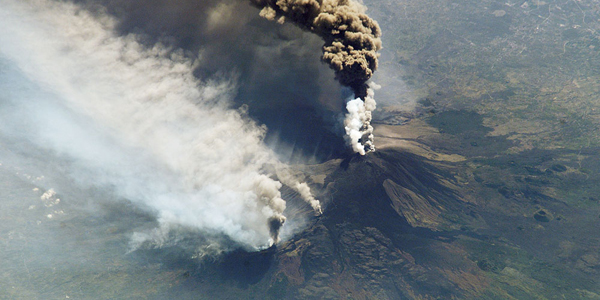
251 0 382 99
0 0 320 251
250 0 382 154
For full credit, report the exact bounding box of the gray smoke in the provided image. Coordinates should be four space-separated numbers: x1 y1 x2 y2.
0 0 321 251
275 163 323 214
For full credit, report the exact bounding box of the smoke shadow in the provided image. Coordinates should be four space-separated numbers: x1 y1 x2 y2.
215 246 276 287
128 244 275 290
258 105 347 163
70 0 349 163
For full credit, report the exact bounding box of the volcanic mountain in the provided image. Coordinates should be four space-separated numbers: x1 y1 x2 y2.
128 145 486 299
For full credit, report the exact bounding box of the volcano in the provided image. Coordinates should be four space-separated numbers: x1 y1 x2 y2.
3 0 600 299
125 148 485 299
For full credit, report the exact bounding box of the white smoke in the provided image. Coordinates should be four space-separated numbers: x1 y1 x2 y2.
274 165 322 215
293 182 322 214
344 85 379 155
0 0 319 251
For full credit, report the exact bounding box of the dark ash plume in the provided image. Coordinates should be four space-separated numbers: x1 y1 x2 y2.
250 0 382 100
268 214 286 244
250 0 381 155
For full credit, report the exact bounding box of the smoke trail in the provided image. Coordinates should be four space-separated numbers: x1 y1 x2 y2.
275 164 322 214
249 0 382 155
0 0 319 250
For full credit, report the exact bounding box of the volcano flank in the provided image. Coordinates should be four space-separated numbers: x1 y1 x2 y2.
128 148 485 299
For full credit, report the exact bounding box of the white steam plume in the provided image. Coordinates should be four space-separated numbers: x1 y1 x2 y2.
0 0 319 250
293 182 322 214
345 85 378 155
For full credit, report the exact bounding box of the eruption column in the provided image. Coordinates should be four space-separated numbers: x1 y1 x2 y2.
250 0 382 155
